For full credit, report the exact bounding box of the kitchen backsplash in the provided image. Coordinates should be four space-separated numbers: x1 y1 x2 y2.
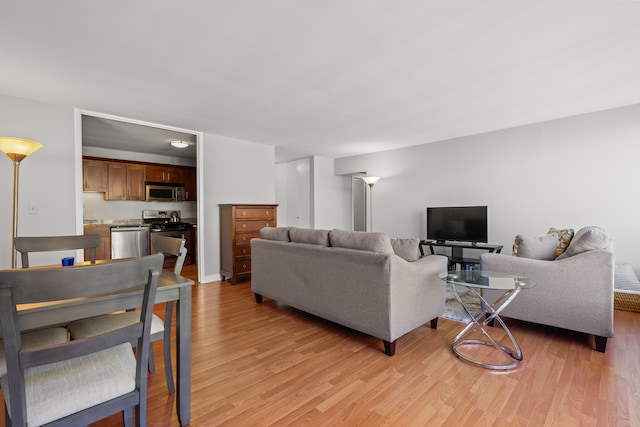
83 192 196 222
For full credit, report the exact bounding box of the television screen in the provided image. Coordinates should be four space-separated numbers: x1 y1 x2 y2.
426 206 488 243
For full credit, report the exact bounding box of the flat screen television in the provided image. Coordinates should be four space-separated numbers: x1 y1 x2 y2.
426 206 488 244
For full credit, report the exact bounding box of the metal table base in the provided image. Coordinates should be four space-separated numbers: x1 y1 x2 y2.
451 284 524 370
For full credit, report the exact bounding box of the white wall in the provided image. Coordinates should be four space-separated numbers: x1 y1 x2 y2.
335 104 640 274
1 94 278 279
0 95 77 267
275 158 312 228
312 156 351 230
200 134 276 283
275 155 351 230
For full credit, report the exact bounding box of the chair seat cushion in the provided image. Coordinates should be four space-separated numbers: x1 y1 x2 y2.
67 312 164 340
0 327 69 377
1 342 136 427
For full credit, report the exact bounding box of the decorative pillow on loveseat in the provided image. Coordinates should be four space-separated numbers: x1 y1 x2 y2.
557 226 610 259
547 227 574 258
328 229 394 255
513 234 558 260
390 238 420 261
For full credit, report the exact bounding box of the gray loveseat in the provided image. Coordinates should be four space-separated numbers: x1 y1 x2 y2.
251 227 447 356
480 226 614 352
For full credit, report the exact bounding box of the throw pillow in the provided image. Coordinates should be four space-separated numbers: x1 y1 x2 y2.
289 227 330 246
513 234 558 260
328 229 394 255
390 238 420 261
259 227 291 242
547 227 575 258
557 226 610 259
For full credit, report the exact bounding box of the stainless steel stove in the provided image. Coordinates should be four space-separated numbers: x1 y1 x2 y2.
143 210 192 267
142 210 191 231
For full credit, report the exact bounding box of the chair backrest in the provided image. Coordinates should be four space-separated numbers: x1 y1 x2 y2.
152 235 187 275
14 234 101 268
0 253 164 426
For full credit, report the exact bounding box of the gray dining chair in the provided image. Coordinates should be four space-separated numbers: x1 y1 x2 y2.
1 234 102 382
14 234 101 268
67 235 187 395
0 253 164 427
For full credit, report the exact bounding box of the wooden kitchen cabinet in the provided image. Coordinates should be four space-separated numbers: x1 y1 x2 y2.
145 165 184 184
219 204 277 283
83 225 111 261
106 163 145 201
127 164 145 200
184 167 197 201
82 159 109 192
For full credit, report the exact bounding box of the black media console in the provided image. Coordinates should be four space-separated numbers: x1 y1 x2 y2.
419 240 503 269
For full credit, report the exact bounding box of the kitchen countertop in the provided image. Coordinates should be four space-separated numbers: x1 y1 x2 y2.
84 219 197 227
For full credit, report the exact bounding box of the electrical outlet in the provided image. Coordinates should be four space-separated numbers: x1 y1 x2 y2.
28 204 38 214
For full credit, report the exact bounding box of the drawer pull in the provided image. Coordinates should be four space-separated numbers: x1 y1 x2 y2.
242 264 247 269
242 236 247 241
265 211 270 215
242 211 247 216
242 223 246 228
242 248 247 254
266 222 270 227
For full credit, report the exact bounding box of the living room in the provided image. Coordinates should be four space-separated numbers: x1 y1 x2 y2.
1 2 639 425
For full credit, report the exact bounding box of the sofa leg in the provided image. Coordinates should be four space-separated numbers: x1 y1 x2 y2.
594 335 607 353
254 293 263 304
430 318 438 329
383 340 396 356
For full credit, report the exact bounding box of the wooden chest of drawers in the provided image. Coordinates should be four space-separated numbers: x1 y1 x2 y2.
220 204 278 282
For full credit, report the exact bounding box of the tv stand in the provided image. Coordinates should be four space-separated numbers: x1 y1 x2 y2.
419 240 503 269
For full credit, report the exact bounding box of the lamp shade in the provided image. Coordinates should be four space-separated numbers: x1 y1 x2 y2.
361 176 380 186
0 137 43 161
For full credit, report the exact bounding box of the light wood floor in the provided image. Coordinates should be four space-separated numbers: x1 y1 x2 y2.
7 264 640 426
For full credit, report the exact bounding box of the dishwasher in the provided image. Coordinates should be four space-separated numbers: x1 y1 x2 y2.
111 226 149 259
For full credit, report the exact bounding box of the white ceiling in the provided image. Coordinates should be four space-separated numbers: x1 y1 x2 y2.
2 1 640 162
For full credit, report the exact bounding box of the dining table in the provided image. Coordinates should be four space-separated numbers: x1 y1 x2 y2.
13 260 195 426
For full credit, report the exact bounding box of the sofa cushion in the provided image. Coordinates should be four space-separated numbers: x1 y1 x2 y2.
547 227 575 258
260 227 291 242
513 234 558 260
557 226 610 259
289 227 330 246
329 229 394 255
614 263 640 292
390 238 420 261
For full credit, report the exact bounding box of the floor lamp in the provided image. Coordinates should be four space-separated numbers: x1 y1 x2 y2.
0 137 43 268
361 176 380 231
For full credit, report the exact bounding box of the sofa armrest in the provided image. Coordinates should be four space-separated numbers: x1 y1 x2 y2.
388 254 448 338
479 250 614 337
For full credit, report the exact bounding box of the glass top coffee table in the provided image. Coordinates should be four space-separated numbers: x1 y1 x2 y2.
443 270 535 370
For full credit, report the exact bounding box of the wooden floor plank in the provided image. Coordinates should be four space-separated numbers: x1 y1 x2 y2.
2 264 638 426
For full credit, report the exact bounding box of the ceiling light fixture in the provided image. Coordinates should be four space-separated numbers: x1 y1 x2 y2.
170 140 189 148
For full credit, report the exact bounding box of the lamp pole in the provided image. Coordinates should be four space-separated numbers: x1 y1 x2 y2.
0 137 43 268
361 176 380 232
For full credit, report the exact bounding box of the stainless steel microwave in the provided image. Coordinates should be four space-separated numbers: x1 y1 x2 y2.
145 182 185 202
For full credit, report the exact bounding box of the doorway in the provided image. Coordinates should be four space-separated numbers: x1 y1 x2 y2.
352 175 367 232
76 110 203 281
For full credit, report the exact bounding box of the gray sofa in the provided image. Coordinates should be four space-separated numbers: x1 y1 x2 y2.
480 226 614 352
251 227 448 356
